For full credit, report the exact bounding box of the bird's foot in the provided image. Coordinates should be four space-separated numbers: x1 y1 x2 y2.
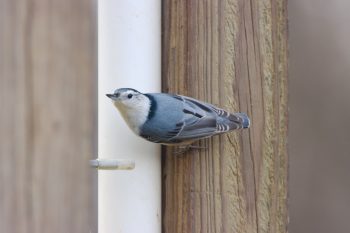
187 145 207 150
173 144 208 156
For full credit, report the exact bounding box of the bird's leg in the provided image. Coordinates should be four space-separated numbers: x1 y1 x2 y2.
173 146 190 156
173 142 208 156
187 145 207 150
187 139 208 150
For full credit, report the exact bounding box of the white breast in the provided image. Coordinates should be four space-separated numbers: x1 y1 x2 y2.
114 98 151 135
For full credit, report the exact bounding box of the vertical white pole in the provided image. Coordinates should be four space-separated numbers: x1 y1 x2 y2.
98 1 161 233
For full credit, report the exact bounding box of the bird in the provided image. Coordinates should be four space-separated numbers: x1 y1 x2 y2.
106 88 250 146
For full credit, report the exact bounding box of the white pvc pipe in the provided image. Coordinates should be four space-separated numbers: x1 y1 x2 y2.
98 1 161 233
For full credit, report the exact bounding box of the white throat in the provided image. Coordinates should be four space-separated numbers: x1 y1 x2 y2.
113 97 151 135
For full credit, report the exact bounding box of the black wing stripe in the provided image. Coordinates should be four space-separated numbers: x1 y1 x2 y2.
183 109 203 118
185 98 213 112
176 122 184 127
173 95 183 101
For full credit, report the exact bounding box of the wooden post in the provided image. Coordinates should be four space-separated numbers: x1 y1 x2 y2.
162 0 288 232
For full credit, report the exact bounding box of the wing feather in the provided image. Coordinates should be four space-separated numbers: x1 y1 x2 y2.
167 95 218 142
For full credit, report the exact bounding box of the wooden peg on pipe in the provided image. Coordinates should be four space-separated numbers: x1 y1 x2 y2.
90 159 135 170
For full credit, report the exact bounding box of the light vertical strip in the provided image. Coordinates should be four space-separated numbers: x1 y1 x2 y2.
98 1 161 232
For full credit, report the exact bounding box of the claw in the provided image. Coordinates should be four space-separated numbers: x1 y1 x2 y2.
172 143 208 156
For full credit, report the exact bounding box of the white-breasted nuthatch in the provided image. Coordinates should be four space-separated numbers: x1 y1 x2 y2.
106 88 250 145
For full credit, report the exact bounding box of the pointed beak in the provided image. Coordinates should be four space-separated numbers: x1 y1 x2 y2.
106 93 118 100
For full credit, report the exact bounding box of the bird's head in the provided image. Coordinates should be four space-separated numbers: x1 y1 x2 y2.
106 88 151 133
106 88 149 109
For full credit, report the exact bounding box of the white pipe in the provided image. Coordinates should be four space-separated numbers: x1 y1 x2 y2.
98 1 161 233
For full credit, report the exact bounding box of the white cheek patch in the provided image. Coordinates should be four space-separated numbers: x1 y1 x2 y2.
113 95 151 135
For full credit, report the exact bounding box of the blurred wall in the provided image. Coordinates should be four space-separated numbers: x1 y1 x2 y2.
289 1 350 233
0 0 97 232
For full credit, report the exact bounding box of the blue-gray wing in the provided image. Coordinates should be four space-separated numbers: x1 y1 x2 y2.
167 95 229 143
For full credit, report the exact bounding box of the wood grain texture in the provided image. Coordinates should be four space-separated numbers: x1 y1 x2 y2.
0 0 97 232
162 0 288 233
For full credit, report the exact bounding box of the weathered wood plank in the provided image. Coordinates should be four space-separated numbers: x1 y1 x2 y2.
0 0 97 232
162 0 288 232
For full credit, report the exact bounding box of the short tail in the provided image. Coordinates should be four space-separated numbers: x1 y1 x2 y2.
229 112 251 129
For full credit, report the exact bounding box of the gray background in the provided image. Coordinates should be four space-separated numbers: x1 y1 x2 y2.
289 1 350 232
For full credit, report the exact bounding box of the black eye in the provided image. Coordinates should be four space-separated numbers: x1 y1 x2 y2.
127 94 133 99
